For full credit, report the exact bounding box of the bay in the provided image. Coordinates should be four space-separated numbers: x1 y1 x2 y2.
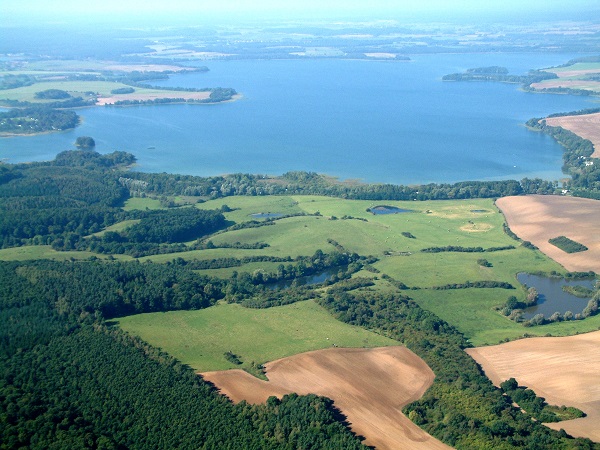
1 53 596 184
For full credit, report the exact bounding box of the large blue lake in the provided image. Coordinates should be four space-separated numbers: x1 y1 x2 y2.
1 53 596 184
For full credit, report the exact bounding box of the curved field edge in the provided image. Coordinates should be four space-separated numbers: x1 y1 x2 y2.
466 330 600 442
115 300 399 373
202 347 451 450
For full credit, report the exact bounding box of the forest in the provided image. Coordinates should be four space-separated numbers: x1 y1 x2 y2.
1 128 599 448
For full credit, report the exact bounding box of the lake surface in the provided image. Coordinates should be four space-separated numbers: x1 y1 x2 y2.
1 53 596 184
518 273 596 319
369 205 413 214
266 267 341 290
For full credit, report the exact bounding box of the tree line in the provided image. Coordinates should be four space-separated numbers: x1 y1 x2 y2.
317 289 598 449
0 259 365 449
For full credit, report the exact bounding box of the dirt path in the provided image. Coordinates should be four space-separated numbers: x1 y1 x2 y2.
466 331 600 441
496 195 600 273
201 346 451 450
545 112 600 158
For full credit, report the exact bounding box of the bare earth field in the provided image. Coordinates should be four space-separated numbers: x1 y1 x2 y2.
496 195 600 273
201 347 451 450
466 330 600 441
96 91 211 105
531 79 600 93
545 112 600 158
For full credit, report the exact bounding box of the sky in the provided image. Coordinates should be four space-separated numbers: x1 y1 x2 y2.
1 0 598 24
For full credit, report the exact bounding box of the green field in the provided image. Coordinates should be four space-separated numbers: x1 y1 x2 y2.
116 300 399 376
0 80 191 104
550 62 600 73
122 197 164 211
0 245 131 261
7 193 598 346
87 219 141 237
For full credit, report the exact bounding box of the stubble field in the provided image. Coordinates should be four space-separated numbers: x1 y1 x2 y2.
467 330 600 442
202 347 451 450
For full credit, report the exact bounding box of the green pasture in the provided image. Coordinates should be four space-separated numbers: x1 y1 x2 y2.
196 196 514 262
0 80 194 104
22 60 109 72
550 62 600 74
0 245 131 262
1 81 123 103
374 246 561 288
87 219 141 237
195 261 289 278
116 300 399 376
122 197 164 211
197 196 304 223
7 194 595 346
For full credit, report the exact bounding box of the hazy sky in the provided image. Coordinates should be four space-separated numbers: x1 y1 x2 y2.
1 0 597 23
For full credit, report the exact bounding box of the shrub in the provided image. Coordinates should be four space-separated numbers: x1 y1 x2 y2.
110 87 135 94
548 236 588 253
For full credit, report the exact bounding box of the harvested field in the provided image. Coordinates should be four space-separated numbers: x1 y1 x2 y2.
96 91 211 105
202 347 450 450
545 112 600 158
530 79 600 93
466 330 600 441
496 195 600 273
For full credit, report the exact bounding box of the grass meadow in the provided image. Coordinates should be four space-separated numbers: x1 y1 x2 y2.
5 193 598 347
116 300 399 375
1 80 205 104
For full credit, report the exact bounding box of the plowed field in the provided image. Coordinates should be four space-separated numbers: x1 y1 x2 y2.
202 347 450 450
466 331 600 441
496 195 600 273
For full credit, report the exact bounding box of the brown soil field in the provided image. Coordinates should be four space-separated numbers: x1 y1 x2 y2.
496 195 600 273
96 91 211 106
201 347 451 450
466 330 600 441
531 79 600 92
545 112 600 158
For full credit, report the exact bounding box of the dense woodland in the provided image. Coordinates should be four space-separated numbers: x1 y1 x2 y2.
0 261 366 449
0 107 79 134
442 66 558 86
1 111 600 448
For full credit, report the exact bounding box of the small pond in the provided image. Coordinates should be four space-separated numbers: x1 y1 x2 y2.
517 273 597 319
266 267 342 290
368 205 413 215
250 212 284 219
470 209 489 213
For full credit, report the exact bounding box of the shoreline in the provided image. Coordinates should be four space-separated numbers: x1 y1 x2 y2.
0 95 241 137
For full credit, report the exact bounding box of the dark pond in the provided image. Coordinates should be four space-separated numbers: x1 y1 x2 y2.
517 273 597 319
250 213 284 219
266 267 342 290
368 205 413 215
470 210 488 213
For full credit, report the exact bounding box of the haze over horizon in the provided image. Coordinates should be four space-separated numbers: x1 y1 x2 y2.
1 0 599 25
